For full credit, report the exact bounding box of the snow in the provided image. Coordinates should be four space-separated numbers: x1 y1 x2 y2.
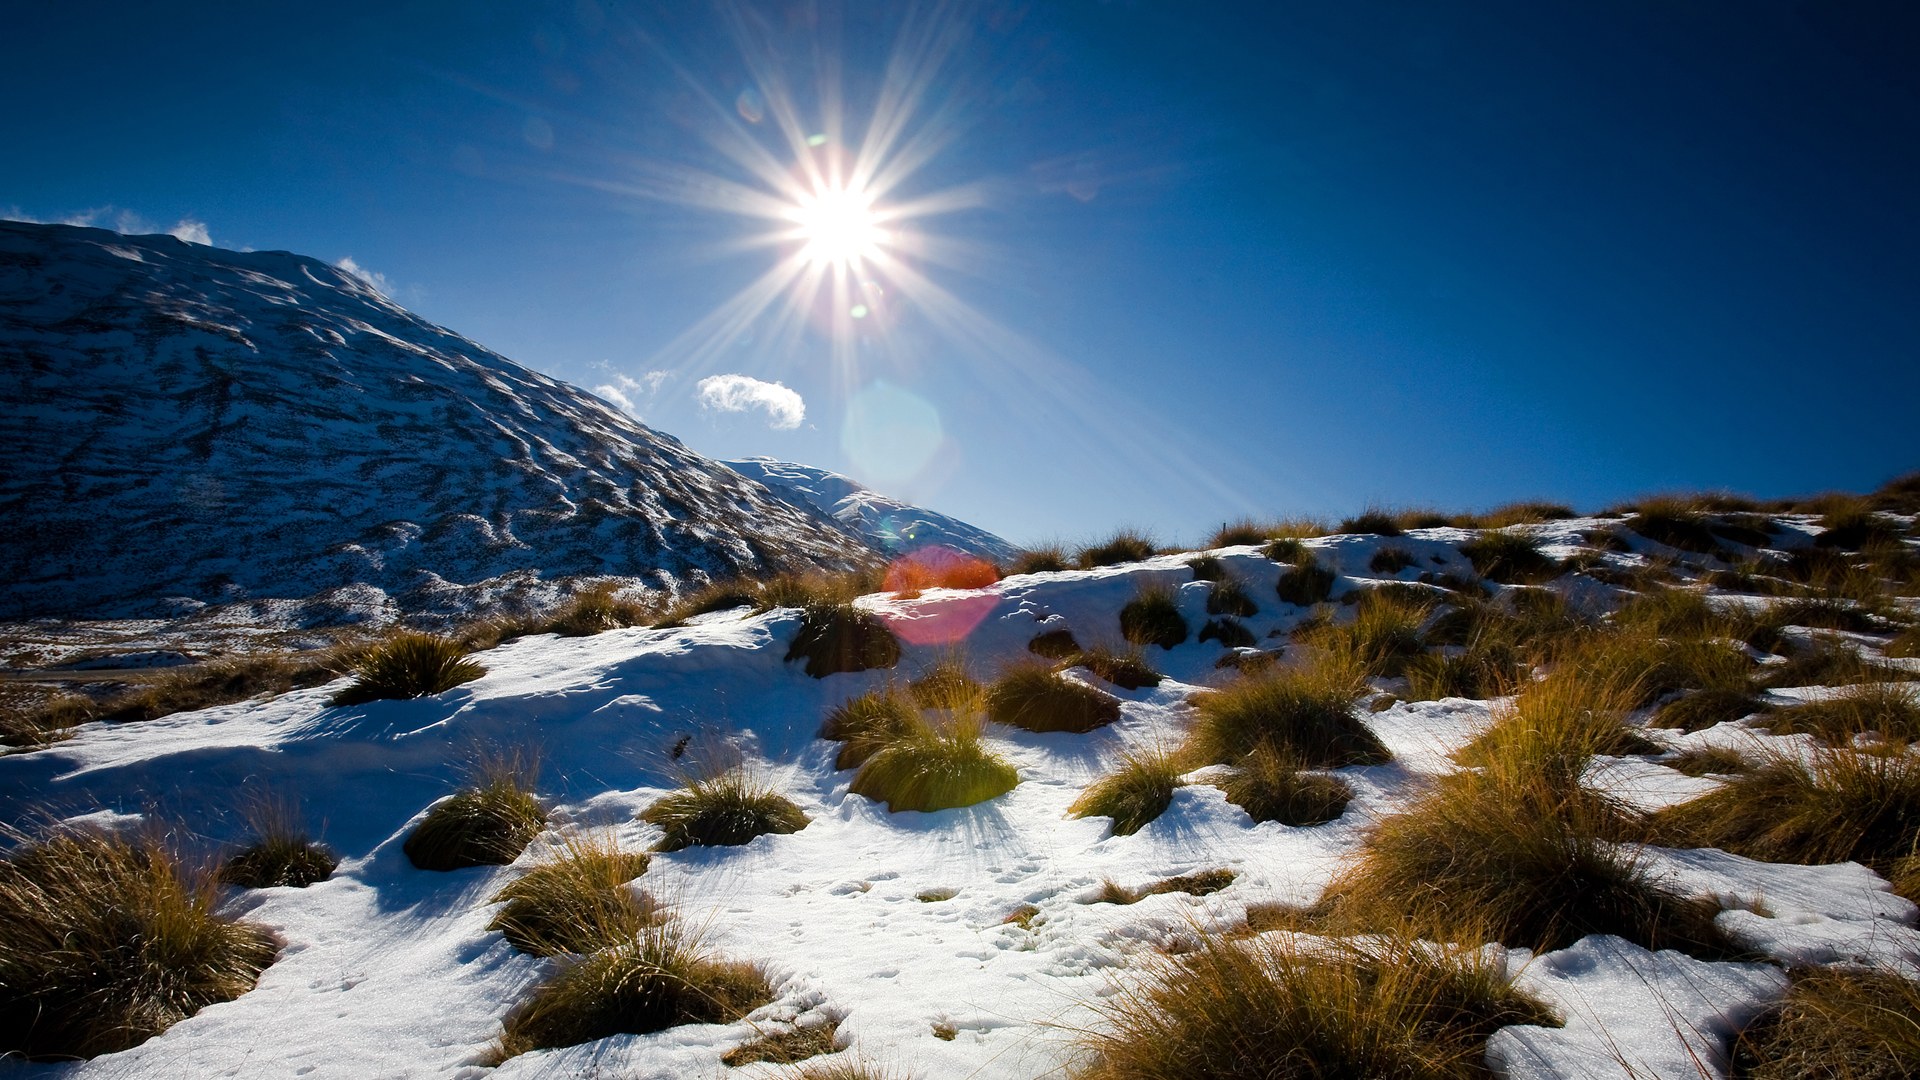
4 541 1917 1079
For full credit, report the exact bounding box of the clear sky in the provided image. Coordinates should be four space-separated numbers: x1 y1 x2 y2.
5 1 1917 547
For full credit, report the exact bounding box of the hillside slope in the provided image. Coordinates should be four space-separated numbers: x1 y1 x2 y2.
0 221 876 621
725 456 1021 565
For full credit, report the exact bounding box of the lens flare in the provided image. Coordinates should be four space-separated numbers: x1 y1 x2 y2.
789 183 887 269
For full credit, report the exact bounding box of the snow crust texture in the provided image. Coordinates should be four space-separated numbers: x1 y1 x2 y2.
0 221 878 621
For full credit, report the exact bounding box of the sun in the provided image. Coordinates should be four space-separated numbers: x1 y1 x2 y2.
788 183 886 269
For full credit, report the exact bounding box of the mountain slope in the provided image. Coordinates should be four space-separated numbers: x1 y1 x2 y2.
724 456 1021 565
0 221 875 621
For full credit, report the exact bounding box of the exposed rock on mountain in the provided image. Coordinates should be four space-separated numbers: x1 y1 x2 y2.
0 221 879 621
723 457 1020 566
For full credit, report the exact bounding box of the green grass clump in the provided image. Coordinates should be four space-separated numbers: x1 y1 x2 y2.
1071 931 1558 1080
1216 744 1353 826
1199 618 1256 649
1078 531 1157 568
1458 530 1558 584
1759 682 1920 744
1120 584 1189 650
1649 746 1920 889
1185 656 1385 768
1732 967 1920 1080
218 806 337 889
985 662 1121 733
1302 589 1432 678
492 921 772 1060
1276 558 1337 607
1204 576 1258 617
1336 510 1404 536
849 713 1019 813
488 834 656 956
785 602 901 678
403 757 547 871
642 769 810 851
0 830 278 1059
1651 687 1768 733
332 632 485 706
1070 745 1184 836
1063 647 1163 690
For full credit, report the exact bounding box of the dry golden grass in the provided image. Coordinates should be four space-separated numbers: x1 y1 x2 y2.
1732 967 1920 1080
487 833 656 956
333 633 485 706
1457 530 1559 584
1214 743 1353 826
785 602 901 678
723 1018 841 1066
1299 589 1432 678
641 768 811 851
0 829 278 1059
1078 530 1158 569
1061 647 1164 690
218 802 337 889
985 661 1122 734
1070 745 1184 836
849 711 1019 813
1184 653 1383 768
1758 682 1920 745
403 754 547 871
1011 544 1071 575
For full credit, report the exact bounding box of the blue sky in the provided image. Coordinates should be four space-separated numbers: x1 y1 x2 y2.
5 1 1917 546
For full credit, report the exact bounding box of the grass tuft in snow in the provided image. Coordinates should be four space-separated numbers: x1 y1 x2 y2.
1119 584 1189 650
1885 626 1920 658
487 833 656 956
544 583 656 636
906 656 983 709
849 712 1019 813
1404 635 1522 702
1214 743 1354 826
641 768 811 852
403 754 546 871
1760 635 1917 689
1061 646 1163 690
1070 931 1558 1080
985 662 1121 734
1299 589 1432 677
1198 617 1256 648
5 652 343 745
1624 499 1725 554
1184 654 1385 768
1028 628 1082 659
722 1018 841 1066
1187 554 1227 581
1758 682 1920 744
1336 509 1404 536
1077 530 1157 569
492 920 773 1061
1649 746 1920 899
782 1057 907 1080
785 602 901 678
1368 546 1417 575
1665 745 1752 777
1457 662 1659 784
1732 966 1920 1080
1468 501 1578 528
332 632 485 706
1204 575 1259 617
820 688 920 770
1069 745 1184 836
1458 530 1559 584
1275 556 1337 607
1010 544 1071 575
218 804 337 889
1651 687 1769 733
0 829 278 1059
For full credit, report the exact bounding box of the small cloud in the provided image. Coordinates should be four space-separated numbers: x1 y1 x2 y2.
169 219 211 245
592 369 672 417
336 256 392 296
640 369 670 393
593 381 638 414
696 374 805 430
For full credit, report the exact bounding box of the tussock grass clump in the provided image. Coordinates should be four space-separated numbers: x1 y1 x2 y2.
404 756 547 871
1732 967 1920 1080
1458 530 1558 584
723 1019 841 1067
7 652 345 742
1263 536 1306 564
1120 584 1189 650
488 834 655 956
1336 510 1404 536
1760 635 1916 689
1071 931 1558 1080
1652 687 1768 733
1815 501 1904 551
1078 531 1157 569
1301 590 1432 677
783 1058 904 1080
1575 629 1756 709
654 580 761 627
332 632 485 706
1 693 93 747
493 921 773 1061
642 769 810 851
1759 682 1920 744
1208 520 1273 547
906 656 981 709
1028 628 1082 659
1665 746 1752 777
218 806 337 889
1216 744 1353 826
1187 554 1227 582
820 688 917 770
786 602 901 678
1612 587 1735 640
1888 626 1920 658
1199 618 1256 648
849 713 1019 813
1063 647 1163 690
1740 597 1886 652
757 569 884 610
545 583 655 636
1091 869 1237 905
985 663 1121 733
1275 557 1337 607
1649 747 1920 887
1070 746 1184 836
1404 637 1522 702
1459 663 1659 781
1204 576 1258 617
1368 547 1417 575
885 550 999 593
1185 656 1385 768
0 829 278 1059
1011 545 1071 575
1471 501 1578 528
1624 499 1727 554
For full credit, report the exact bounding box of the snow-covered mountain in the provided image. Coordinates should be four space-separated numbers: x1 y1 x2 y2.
0 221 885 621
724 457 1021 566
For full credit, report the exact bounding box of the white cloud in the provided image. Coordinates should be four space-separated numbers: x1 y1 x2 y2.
336 256 393 296
592 370 673 417
169 219 211 245
696 374 805 430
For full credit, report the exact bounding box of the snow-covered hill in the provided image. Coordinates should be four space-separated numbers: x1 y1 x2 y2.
725 457 1021 566
0 221 878 621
